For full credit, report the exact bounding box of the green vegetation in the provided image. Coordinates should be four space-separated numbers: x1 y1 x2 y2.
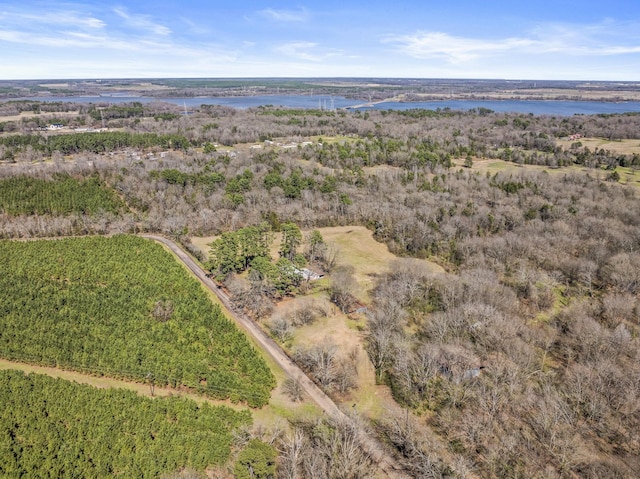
209 224 273 275
3 97 640 477
0 131 191 155
150 168 225 190
0 369 251 478
0 235 275 407
208 223 304 298
89 103 145 120
263 168 316 199
0 174 126 216
279 222 302 260
233 439 277 479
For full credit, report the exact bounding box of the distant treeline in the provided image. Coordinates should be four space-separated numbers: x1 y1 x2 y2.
0 131 192 155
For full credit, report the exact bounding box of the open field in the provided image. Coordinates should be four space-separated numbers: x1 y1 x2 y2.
556 136 640 155
189 235 217 259
318 225 444 301
0 110 80 122
452 156 640 185
410 88 640 101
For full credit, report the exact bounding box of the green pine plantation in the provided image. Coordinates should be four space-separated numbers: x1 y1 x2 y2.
0 174 126 216
0 369 251 478
0 235 275 407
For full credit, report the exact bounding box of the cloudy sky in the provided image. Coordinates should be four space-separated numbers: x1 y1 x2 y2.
1 0 639 80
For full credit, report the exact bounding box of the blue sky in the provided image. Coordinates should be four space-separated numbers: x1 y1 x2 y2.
1 1 639 80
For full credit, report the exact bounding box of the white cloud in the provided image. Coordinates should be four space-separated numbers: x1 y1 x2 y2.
1 10 105 29
274 41 343 62
179 17 211 36
259 8 309 22
113 8 171 36
383 32 535 63
275 41 321 61
384 21 640 64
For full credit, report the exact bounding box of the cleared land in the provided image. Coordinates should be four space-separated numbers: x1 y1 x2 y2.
0 110 80 122
452 155 640 185
265 226 444 420
556 136 640 155
318 225 444 301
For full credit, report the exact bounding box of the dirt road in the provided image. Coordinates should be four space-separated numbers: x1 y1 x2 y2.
141 234 408 478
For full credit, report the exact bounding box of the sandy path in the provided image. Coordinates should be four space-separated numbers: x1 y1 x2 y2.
0 358 242 409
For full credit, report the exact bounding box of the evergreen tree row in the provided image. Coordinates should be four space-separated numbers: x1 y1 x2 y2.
0 131 192 155
0 235 275 407
0 174 126 216
0 370 251 478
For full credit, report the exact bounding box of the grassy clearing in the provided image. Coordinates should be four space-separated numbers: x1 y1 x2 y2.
614 166 640 184
318 225 444 302
0 110 80 122
189 235 217 260
556 137 640 155
453 157 640 186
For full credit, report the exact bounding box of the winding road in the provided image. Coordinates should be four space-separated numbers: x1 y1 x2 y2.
141 234 408 478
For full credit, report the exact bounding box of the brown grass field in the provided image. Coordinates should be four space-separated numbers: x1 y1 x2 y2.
556 137 640 155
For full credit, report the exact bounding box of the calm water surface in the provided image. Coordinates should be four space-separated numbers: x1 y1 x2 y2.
12 95 640 115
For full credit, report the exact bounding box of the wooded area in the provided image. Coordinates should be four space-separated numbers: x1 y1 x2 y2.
0 370 251 478
0 235 275 407
1 99 639 477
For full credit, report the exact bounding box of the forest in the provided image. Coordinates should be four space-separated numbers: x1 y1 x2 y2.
1 99 639 478
0 173 126 216
0 369 251 478
0 235 275 407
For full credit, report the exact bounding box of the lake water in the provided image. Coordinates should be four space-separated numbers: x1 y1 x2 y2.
9 95 640 116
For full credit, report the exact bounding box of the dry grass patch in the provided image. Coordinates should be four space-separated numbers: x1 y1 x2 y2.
0 110 80 122
271 295 398 420
453 157 640 185
189 235 217 260
318 225 443 302
557 137 640 155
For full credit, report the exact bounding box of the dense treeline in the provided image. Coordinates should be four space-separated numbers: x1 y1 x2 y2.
0 131 191 156
0 235 275 407
2 102 640 476
0 370 251 478
362 168 640 477
0 173 125 215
